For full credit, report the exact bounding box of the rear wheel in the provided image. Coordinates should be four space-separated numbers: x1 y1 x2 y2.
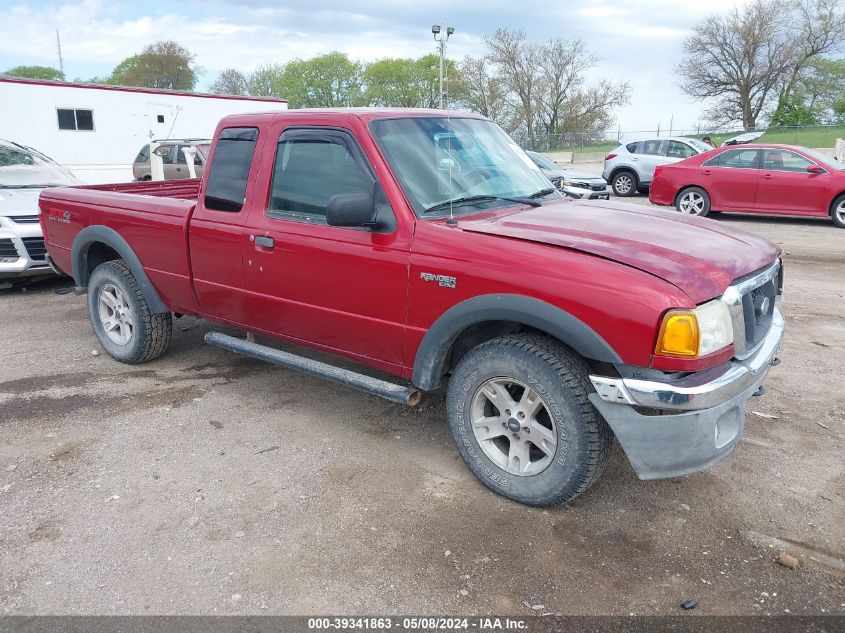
611 170 637 197
87 260 172 364
675 186 711 216
445 334 614 506
831 194 845 228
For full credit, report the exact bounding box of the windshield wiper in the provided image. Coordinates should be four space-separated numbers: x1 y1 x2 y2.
423 194 542 214
527 187 556 199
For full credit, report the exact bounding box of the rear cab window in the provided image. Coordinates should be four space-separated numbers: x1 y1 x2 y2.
204 127 259 213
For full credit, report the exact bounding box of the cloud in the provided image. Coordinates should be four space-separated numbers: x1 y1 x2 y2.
0 0 758 130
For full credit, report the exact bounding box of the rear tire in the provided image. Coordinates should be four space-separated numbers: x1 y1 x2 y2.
675 186 711 216
611 170 637 197
87 260 172 364
831 194 845 228
445 333 614 506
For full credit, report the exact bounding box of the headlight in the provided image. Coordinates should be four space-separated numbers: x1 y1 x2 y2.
655 299 733 357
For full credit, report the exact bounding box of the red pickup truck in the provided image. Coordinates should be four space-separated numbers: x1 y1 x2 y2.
39 109 784 506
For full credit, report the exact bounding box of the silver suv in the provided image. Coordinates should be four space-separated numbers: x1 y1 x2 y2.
602 137 712 196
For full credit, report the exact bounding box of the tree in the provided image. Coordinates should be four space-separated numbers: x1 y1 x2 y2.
536 38 630 137
3 65 65 81
457 56 514 130
678 0 845 129
108 40 200 90
246 64 285 97
485 29 544 147
363 55 458 108
779 57 845 123
275 52 363 108
209 68 248 95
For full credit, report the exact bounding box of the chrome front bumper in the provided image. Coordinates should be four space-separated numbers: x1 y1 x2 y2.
587 308 784 479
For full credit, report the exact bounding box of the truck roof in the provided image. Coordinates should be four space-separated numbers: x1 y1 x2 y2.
217 108 488 127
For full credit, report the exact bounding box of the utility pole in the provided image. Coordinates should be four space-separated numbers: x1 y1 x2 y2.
432 25 454 109
56 29 64 77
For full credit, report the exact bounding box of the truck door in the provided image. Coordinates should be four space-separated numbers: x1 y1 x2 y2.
189 126 262 325
242 126 411 372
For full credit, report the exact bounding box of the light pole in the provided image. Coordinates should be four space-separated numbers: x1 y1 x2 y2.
432 24 454 109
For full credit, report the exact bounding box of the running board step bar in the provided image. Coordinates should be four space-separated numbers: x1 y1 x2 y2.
204 332 422 407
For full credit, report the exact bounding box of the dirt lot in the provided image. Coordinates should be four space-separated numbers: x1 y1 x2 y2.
0 204 843 615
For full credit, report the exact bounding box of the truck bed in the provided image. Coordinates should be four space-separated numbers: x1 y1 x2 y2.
39 178 202 315
81 178 202 200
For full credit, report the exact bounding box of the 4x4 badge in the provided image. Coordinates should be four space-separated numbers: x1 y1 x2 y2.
420 272 457 289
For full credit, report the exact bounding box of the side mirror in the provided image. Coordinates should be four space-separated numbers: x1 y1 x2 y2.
326 190 376 229
807 164 825 174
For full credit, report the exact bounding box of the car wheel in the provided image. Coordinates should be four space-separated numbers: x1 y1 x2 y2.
830 194 845 229
611 171 637 197
675 186 711 216
87 260 172 364
446 333 614 507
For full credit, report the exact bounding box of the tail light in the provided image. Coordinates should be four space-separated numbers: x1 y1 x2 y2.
604 153 617 162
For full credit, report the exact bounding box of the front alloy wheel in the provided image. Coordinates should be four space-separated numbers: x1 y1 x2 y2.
470 377 557 476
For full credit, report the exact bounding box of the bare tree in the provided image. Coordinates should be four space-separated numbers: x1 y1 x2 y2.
485 29 544 147
209 68 248 95
678 0 845 129
537 39 592 135
457 56 515 131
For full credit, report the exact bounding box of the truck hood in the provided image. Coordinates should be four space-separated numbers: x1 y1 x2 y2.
458 199 780 303
0 187 42 217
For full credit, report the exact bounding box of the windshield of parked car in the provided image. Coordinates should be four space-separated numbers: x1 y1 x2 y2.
0 141 79 188
686 139 713 153
370 117 560 217
527 151 561 171
801 147 845 171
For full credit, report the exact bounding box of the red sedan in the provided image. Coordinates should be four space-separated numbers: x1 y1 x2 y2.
649 144 845 228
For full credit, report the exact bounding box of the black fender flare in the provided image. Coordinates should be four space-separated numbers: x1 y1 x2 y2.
411 294 622 390
71 225 167 313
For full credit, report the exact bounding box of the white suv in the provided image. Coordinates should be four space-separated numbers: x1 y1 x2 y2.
0 139 80 282
602 137 712 197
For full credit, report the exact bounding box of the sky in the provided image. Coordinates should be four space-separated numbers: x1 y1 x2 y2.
0 0 754 134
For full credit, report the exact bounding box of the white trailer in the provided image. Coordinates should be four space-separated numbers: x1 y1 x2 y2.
0 76 288 184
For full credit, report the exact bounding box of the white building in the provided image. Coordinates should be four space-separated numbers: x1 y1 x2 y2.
0 76 288 183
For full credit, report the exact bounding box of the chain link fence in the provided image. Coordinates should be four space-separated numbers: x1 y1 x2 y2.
520 124 845 153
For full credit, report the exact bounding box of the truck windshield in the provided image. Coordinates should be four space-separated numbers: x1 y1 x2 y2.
0 141 79 188
370 117 560 217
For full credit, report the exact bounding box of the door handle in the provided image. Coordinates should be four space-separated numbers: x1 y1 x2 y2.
761 173 773 179
255 236 275 248
702 169 712 176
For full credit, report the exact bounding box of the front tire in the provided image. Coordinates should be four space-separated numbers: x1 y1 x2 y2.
87 260 172 364
611 170 637 197
831 194 845 228
675 186 711 216
446 334 614 506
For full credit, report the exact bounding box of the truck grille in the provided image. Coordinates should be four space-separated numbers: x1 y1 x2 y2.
21 237 47 261
0 238 19 260
724 260 782 359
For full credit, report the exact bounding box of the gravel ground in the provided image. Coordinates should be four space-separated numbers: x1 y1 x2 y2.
0 198 843 615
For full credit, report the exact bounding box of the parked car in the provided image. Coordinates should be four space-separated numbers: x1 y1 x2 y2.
603 137 712 197
133 140 211 181
721 131 764 147
525 151 609 199
649 144 845 228
0 138 80 281
41 109 784 507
